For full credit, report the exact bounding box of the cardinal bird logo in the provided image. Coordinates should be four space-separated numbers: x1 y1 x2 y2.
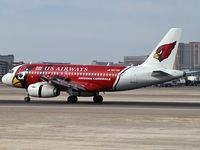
153 41 177 62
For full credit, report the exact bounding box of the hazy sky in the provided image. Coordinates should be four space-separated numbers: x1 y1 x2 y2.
0 0 199 64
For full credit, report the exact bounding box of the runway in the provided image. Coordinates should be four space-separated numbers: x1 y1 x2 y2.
0 84 200 150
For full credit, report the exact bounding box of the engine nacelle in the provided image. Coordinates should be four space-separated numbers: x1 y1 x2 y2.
28 82 60 98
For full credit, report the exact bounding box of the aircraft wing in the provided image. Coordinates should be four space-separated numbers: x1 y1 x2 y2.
50 78 86 91
40 75 104 92
40 75 86 91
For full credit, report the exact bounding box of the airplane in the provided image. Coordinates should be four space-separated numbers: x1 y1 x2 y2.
2 28 185 103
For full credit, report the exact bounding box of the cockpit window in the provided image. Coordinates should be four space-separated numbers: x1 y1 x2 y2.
8 70 14 73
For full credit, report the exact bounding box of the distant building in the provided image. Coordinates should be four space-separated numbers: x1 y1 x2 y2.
41 62 71 65
176 42 200 70
0 54 14 69
0 54 14 75
91 60 125 66
23 62 71 65
124 55 148 66
12 61 25 67
0 61 8 75
91 60 114 66
117 61 126 66
91 55 149 66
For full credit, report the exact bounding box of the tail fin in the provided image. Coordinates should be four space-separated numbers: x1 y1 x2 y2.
142 28 182 69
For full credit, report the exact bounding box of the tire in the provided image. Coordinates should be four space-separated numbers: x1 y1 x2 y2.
24 97 30 102
93 95 103 103
67 96 78 103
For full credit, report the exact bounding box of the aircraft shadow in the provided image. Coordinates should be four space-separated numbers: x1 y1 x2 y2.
0 100 200 108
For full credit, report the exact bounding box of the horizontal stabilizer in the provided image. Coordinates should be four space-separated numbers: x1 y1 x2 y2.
152 71 171 78
184 70 200 76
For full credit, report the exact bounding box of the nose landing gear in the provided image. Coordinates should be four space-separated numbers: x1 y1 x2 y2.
24 96 30 102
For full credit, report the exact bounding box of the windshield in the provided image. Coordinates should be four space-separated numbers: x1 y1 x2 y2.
8 69 14 74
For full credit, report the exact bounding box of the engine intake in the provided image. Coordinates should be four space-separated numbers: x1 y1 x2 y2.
28 82 60 98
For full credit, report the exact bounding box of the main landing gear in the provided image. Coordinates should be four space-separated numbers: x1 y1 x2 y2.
67 96 78 103
93 95 103 103
67 95 103 103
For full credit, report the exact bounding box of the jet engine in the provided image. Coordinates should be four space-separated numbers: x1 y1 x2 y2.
27 82 60 98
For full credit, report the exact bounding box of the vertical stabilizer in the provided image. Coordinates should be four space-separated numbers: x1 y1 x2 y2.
142 28 182 69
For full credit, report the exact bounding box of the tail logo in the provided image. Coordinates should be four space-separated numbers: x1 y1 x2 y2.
153 41 176 62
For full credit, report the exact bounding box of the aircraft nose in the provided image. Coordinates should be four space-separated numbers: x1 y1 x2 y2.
2 74 6 83
2 74 13 86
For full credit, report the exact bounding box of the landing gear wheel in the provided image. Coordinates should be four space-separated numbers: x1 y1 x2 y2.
24 97 30 102
67 96 78 103
93 95 103 103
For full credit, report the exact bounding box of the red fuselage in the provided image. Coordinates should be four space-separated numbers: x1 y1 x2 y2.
13 64 126 91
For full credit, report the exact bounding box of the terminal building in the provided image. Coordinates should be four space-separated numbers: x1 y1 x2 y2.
91 60 125 66
0 54 14 75
176 42 200 70
123 55 148 66
40 62 71 65
91 56 148 66
0 61 9 76
91 60 115 66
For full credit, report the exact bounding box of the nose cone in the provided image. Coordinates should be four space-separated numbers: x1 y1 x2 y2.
2 74 13 86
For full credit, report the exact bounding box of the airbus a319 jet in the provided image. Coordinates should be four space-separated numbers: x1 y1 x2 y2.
2 28 184 103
